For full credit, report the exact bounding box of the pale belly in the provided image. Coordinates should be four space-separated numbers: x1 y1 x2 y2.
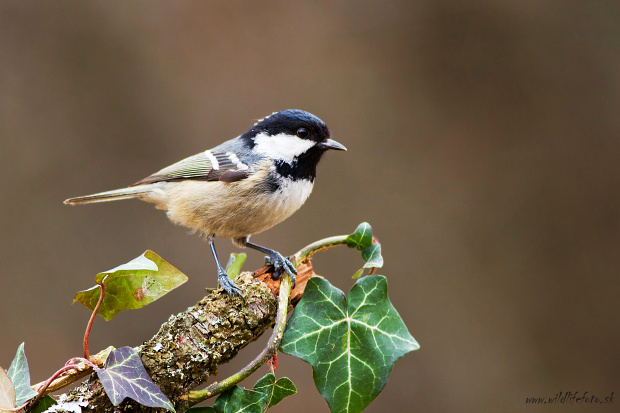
145 177 314 240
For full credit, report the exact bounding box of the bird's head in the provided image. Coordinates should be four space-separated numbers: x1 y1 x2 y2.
247 109 346 165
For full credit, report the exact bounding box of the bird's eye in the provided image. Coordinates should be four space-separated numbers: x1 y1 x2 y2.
296 128 309 138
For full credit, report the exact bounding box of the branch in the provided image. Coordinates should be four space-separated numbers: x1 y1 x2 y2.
36 236 346 412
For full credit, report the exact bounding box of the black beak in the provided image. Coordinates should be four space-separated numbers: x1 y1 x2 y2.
320 138 347 151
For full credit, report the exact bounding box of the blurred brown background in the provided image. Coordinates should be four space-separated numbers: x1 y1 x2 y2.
1 1 619 412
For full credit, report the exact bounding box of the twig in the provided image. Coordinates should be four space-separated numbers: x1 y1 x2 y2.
183 272 292 405
31 350 109 396
293 235 349 263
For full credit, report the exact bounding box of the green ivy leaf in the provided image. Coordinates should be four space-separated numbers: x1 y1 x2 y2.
345 222 373 251
225 253 247 280
74 251 188 321
30 395 57 413
190 374 296 413
361 244 383 269
0 367 16 411
345 223 384 278
97 347 174 411
212 386 265 413
351 268 365 279
253 373 297 409
280 276 419 413
7 343 38 406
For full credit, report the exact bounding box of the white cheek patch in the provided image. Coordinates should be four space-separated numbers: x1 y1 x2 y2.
253 132 316 162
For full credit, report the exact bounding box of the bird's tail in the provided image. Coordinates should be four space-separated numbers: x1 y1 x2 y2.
64 185 152 205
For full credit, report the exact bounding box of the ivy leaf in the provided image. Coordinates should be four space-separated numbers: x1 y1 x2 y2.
361 244 383 269
97 347 174 411
104 253 159 273
280 276 419 413
74 251 188 321
212 386 265 413
7 343 38 406
190 374 296 413
0 367 16 411
345 223 384 278
351 268 365 279
225 253 247 280
345 222 373 251
253 373 297 409
30 395 57 413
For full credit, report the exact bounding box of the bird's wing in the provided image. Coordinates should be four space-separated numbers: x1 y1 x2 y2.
132 150 251 186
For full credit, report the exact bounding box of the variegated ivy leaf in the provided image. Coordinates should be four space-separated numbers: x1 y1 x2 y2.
253 373 296 409
7 343 38 406
186 373 297 413
74 250 187 321
97 347 174 411
280 276 418 413
346 223 384 278
345 222 373 251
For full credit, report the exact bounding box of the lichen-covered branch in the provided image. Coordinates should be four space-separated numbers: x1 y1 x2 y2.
33 234 341 413
45 260 318 413
54 271 278 412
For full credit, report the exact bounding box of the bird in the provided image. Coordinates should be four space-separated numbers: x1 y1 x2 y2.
64 109 346 296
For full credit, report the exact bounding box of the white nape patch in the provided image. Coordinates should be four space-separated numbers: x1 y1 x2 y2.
226 152 249 170
253 111 277 126
253 132 316 162
204 150 219 170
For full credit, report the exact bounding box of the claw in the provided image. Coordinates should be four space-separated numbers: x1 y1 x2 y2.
244 241 297 288
218 270 243 297
266 252 297 288
208 238 242 297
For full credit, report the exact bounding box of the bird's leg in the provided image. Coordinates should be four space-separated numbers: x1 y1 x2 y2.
206 234 242 297
238 238 297 287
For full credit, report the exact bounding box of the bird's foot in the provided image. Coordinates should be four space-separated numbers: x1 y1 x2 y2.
218 270 243 297
265 251 297 288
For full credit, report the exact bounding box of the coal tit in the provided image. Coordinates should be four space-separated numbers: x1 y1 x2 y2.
64 109 346 296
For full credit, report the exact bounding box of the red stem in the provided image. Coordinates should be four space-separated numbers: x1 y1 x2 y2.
65 357 99 369
22 364 82 412
36 365 80 393
83 277 106 360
